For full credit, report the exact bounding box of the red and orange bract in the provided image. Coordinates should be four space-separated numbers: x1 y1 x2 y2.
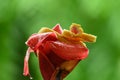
23 23 96 80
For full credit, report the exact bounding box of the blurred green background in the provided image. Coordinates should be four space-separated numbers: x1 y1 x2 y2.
0 0 120 80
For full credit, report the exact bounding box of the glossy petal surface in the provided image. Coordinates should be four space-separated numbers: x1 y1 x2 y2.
23 23 96 80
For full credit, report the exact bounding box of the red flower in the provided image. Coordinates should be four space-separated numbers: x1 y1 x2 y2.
23 23 96 80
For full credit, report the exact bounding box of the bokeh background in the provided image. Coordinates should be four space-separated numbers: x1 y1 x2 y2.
0 0 120 80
